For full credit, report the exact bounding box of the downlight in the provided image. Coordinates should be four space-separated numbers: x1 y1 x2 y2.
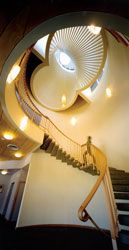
7 144 19 151
7 65 21 84
55 50 76 72
1 170 8 175
87 25 101 35
3 132 14 140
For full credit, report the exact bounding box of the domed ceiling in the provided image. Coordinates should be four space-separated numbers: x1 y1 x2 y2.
30 26 107 111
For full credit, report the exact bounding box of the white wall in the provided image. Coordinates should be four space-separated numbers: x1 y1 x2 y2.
17 150 110 230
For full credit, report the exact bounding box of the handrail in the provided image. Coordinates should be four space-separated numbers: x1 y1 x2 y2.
78 142 107 221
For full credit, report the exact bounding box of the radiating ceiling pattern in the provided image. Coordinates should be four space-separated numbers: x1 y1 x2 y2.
49 26 106 89
31 26 107 111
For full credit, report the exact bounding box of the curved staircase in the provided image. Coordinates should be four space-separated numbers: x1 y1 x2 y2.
109 168 129 249
40 133 99 176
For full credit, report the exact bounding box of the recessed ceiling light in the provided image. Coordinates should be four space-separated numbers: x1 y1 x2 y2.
7 65 21 84
106 87 112 97
1 169 8 175
7 144 19 151
61 94 67 106
20 116 28 131
3 132 14 140
87 25 101 35
15 152 23 158
70 117 77 126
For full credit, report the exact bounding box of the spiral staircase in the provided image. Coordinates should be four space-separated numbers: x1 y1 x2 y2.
1 2 129 250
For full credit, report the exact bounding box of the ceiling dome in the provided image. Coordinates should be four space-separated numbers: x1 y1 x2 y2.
31 26 107 111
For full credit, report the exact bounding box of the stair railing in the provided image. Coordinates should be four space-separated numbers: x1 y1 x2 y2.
78 138 107 222
15 50 118 239
16 87 118 239
79 138 118 239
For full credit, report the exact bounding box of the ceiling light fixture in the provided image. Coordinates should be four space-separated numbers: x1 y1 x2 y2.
61 94 67 107
106 87 112 97
70 117 77 126
7 144 19 151
87 25 101 35
7 65 21 84
20 116 28 131
3 132 14 140
1 169 8 175
15 152 22 158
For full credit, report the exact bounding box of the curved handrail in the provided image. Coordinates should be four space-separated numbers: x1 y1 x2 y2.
78 143 107 221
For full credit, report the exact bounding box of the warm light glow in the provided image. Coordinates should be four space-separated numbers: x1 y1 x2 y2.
61 94 67 106
7 65 21 84
3 132 14 140
106 88 112 97
1 169 8 175
59 52 71 66
88 25 101 35
70 117 77 126
15 152 22 158
20 116 28 131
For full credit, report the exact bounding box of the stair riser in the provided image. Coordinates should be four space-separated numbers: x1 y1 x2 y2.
119 215 129 226
113 185 129 192
117 203 129 211
115 193 129 200
112 180 129 185
119 232 129 246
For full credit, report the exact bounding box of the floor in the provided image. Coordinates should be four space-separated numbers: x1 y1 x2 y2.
0 215 127 250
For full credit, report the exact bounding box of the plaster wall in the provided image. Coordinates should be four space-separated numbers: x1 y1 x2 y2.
17 150 110 230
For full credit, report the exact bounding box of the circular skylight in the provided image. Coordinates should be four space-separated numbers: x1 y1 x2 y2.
55 50 76 72
59 52 71 66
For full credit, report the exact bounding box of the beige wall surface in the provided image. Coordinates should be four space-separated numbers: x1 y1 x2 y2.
17 150 110 230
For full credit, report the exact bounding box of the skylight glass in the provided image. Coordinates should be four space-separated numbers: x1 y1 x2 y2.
55 50 76 72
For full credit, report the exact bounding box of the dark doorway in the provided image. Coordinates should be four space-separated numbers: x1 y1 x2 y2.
2 182 15 217
10 181 25 222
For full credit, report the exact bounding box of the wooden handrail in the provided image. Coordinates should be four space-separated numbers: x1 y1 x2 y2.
78 143 107 221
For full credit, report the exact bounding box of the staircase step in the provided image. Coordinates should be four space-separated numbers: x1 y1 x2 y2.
117 203 129 211
43 133 49 143
114 192 129 200
51 145 59 156
113 185 129 192
56 148 63 160
61 151 67 162
119 230 129 246
110 174 129 180
72 160 79 168
67 157 75 165
40 138 52 150
118 214 129 226
109 169 125 174
46 142 55 153
112 179 129 185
